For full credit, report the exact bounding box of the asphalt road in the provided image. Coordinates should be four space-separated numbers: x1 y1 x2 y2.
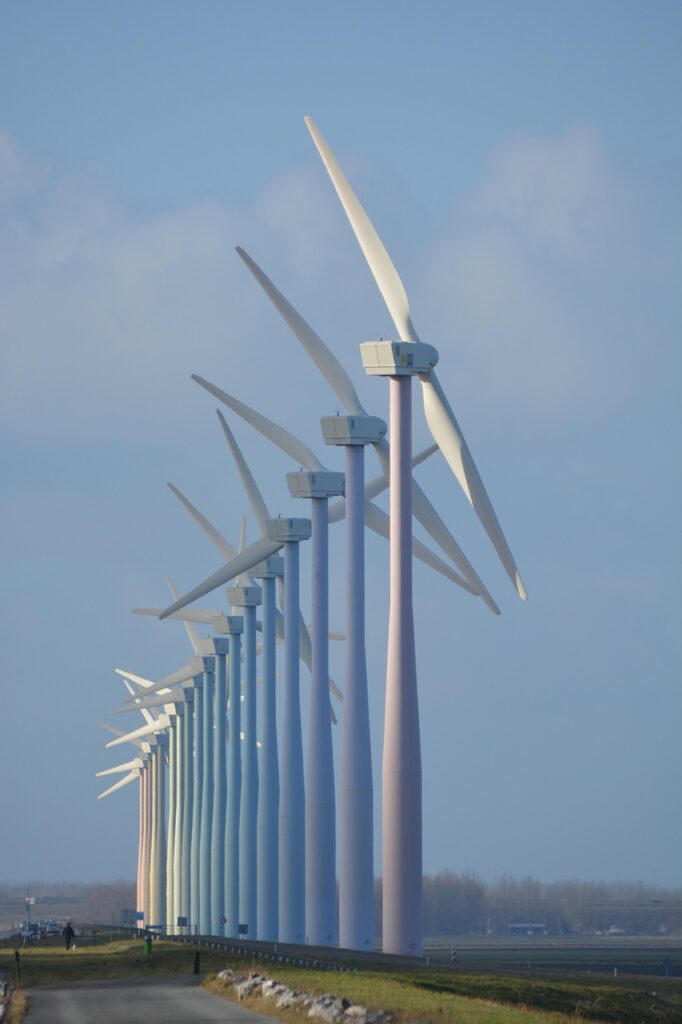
26 976 278 1023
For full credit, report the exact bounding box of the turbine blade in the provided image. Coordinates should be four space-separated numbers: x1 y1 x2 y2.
159 537 284 619
239 516 247 553
305 118 525 600
420 372 526 599
236 246 367 416
411 478 500 614
193 375 325 472
363 501 475 594
97 771 138 799
114 688 184 713
106 716 169 748
116 674 160 725
166 573 204 655
121 664 194 703
133 606 221 625
215 412 271 532
97 721 146 750
362 442 438 504
96 759 143 777
115 668 155 689
305 116 418 343
167 484 237 561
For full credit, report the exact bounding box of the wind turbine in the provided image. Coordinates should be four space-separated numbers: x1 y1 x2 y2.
97 721 153 926
108 672 180 932
305 117 526 955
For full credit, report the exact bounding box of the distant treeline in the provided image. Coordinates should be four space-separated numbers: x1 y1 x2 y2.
0 880 135 928
390 872 682 936
4 874 681 936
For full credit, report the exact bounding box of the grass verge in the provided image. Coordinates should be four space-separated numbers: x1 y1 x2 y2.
4 987 28 1024
2 937 679 1023
205 961 682 1024
205 970 588 1024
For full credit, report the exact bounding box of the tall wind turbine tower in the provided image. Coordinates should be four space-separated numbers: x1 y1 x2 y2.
306 117 526 956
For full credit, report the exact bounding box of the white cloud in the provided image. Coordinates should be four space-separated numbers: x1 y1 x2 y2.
0 128 51 204
0 123 669 451
416 125 634 428
466 125 620 258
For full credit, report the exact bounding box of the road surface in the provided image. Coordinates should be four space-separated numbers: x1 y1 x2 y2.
26 976 278 1023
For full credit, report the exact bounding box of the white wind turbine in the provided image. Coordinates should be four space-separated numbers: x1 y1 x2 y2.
99 674 170 928
97 721 154 925
304 116 526 955
114 672 184 932
108 712 170 931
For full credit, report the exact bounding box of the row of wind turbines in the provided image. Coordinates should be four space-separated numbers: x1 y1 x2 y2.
97 118 525 957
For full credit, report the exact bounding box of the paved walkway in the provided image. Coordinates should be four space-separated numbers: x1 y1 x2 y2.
26 976 277 1023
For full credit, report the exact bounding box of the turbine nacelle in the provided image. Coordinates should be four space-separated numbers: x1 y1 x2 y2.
361 340 439 377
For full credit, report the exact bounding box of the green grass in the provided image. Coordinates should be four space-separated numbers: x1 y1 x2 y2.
206 960 682 1024
0 938 226 989
207 969 589 1024
3 937 681 1023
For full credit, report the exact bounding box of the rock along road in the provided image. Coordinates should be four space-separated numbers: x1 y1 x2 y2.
26 976 278 1023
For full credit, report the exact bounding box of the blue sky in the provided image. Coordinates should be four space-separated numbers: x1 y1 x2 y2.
1 1 680 887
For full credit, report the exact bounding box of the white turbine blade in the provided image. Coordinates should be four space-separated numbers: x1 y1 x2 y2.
160 537 284 619
420 373 526 599
411 478 501 614
166 573 205 655
106 716 170 749
362 442 437 504
193 375 325 472
96 759 143 777
167 484 237 562
239 516 247 553
305 116 418 343
119 679 157 726
236 246 367 416
114 687 184 713
97 771 138 800
120 679 138 698
216 412 271 532
363 502 475 594
306 118 525 600
133 606 221 625
121 663 194 703
97 721 146 751
115 668 155 689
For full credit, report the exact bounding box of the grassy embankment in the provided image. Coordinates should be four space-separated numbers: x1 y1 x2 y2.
2 937 682 1023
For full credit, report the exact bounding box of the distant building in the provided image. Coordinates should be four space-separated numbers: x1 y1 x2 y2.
508 922 548 935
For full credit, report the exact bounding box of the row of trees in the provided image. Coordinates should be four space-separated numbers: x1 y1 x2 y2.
414 873 682 936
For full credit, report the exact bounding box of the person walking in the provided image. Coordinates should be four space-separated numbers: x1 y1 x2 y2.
63 921 75 950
